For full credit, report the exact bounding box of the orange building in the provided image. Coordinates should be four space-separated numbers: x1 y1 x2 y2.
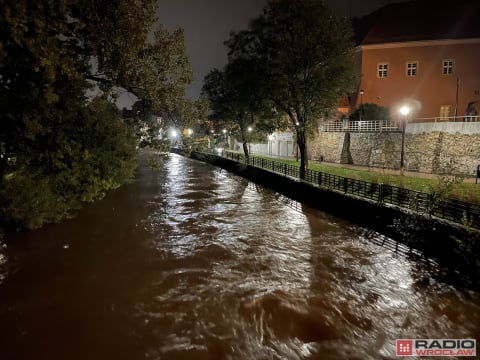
353 0 480 123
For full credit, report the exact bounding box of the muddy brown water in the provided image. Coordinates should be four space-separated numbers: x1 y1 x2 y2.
0 153 478 360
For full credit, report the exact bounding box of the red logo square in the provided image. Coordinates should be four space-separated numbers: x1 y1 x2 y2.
396 339 413 356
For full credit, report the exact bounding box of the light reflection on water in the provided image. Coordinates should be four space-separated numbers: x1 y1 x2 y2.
0 153 478 360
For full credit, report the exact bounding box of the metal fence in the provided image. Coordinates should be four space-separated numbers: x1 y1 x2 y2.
205 149 480 229
415 116 480 123
321 117 480 132
320 120 401 133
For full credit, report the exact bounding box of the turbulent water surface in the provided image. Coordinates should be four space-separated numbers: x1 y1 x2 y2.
0 153 478 360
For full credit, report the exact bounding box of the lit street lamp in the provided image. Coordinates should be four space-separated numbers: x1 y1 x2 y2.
399 106 410 169
359 89 364 121
247 126 253 155
171 129 178 146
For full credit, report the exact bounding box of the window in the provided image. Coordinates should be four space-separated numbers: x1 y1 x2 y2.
442 59 455 75
439 105 451 121
377 63 389 78
406 61 418 77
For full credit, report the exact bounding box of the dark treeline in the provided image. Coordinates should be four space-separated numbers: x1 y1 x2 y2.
0 0 193 229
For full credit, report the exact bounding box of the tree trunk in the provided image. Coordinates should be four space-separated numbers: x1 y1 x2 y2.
240 117 249 159
297 129 308 179
242 141 249 159
0 141 10 184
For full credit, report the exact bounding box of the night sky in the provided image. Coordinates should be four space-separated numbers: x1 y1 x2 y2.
120 0 407 106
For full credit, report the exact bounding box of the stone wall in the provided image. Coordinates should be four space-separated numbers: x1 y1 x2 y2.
311 122 480 176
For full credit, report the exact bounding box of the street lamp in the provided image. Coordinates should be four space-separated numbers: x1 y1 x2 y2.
247 126 253 155
171 129 178 146
222 128 227 148
359 89 364 121
399 105 410 169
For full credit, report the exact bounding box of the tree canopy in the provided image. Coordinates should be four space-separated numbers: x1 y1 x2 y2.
0 0 192 229
221 0 357 177
202 38 282 157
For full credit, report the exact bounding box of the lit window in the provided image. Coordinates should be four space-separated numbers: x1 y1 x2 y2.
439 105 451 121
442 59 454 75
377 63 388 78
406 61 418 77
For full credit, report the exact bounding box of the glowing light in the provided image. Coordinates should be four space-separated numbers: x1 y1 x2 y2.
400 106 410 116
247 126 253 132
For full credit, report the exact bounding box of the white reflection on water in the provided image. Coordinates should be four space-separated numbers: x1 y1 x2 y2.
131 155 479 360
0 154 478 360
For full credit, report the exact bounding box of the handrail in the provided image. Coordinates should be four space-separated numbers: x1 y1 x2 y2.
198 149 480 229
320 120 401 132
320 116 480 132
415 116 480 123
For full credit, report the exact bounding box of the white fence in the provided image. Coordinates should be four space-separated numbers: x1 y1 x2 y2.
416 116 480 123
320 120 400 133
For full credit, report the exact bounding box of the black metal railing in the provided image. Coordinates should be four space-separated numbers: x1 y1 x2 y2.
195 149 480 229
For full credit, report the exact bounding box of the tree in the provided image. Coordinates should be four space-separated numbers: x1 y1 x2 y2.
202 67 251 157
351 103 390 121
228 0 356 178
0 0 192 229
202 47 280 158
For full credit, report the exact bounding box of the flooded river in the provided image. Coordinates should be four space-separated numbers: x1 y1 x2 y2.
0 153 478 359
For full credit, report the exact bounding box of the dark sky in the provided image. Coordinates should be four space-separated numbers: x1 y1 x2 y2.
135 0 406 102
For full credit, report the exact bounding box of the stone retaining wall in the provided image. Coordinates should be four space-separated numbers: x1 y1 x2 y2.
310 123 480 175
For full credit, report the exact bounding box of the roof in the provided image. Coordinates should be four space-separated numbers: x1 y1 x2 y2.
360 0 480 45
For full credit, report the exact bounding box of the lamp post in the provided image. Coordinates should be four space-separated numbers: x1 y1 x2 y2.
399 106 410 169
247 126 252 155
171 129 178 146
359 89 364 121
222 128 228 149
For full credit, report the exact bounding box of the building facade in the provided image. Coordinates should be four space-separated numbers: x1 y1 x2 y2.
353 0 480 123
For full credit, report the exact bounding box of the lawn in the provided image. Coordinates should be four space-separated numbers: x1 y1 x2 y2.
250 155 480 204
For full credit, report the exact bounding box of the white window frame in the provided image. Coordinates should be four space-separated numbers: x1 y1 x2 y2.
377 63 389 78
406 61 418 77
442 59 455 75
439 105 451 121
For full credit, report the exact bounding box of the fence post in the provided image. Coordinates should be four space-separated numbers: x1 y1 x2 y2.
284 163 287 176
318 172 322 186
343 178 348 193
378 184 384 203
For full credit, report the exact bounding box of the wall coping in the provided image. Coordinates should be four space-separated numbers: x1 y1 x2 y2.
407 122 480 135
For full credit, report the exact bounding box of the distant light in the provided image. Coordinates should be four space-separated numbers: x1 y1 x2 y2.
247 126 253 132
222 129 227 134
187 128 193 136
400 106 410 116
171 130 178 137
